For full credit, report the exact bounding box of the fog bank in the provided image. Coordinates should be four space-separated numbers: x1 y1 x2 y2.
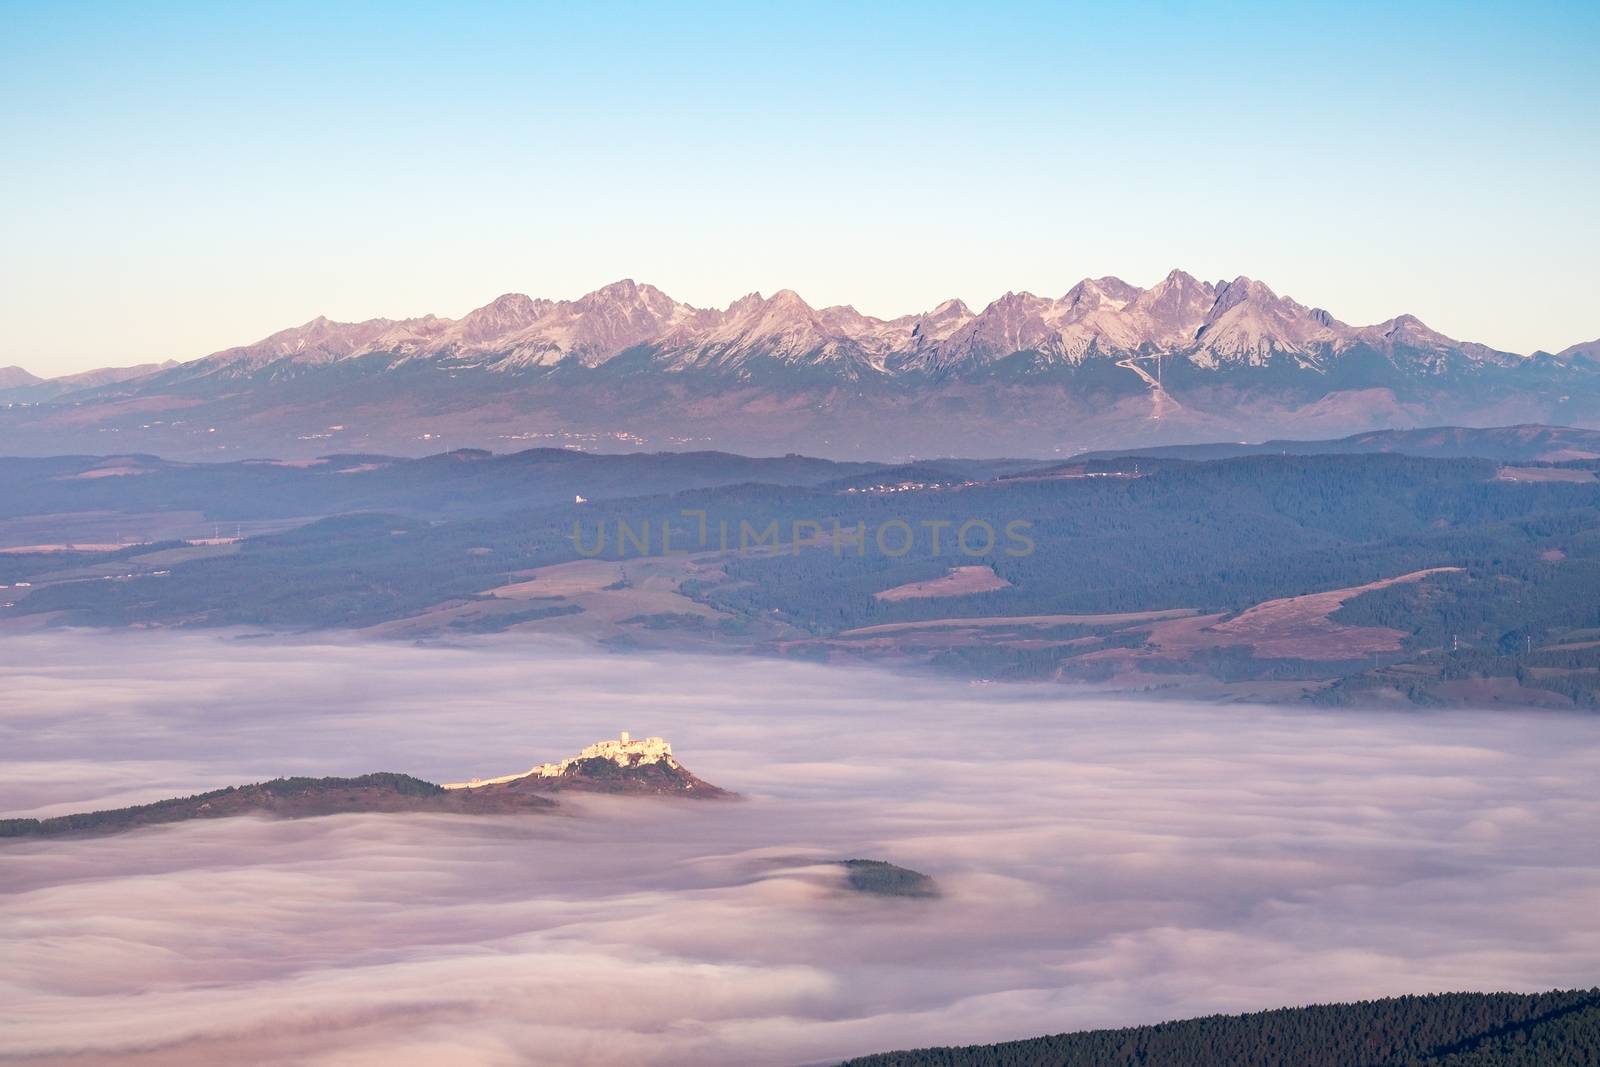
2 632 1598 1065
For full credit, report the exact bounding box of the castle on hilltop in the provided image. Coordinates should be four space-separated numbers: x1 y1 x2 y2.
442 731 678 790
534 730 675 777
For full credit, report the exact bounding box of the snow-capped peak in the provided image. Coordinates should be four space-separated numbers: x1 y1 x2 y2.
162 270 1514 384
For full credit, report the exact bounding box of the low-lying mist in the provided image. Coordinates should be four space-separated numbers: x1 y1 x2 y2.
2 632 1598 1066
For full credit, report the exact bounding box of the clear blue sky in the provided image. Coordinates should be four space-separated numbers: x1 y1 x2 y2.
3 0 1596 374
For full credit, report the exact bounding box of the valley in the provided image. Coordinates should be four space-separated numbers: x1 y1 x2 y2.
2 427 1597 709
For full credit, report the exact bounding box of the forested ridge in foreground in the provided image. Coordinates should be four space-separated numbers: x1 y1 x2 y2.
840 989 1600 1067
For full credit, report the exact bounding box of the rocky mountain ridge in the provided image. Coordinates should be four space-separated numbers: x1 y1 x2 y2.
2 272 1595 461
115 271 1542 383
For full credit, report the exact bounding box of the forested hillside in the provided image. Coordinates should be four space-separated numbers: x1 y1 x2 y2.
840 989 1600 1067
4 448 1597 707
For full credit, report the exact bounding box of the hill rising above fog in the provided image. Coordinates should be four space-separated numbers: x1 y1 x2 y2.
0 734 728 838
3 273 1597 459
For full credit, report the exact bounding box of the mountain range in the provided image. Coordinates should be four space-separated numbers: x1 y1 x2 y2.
4 272 1597 459
0 360 179 403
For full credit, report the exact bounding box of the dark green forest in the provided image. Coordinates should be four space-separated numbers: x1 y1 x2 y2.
840 988 1600 1067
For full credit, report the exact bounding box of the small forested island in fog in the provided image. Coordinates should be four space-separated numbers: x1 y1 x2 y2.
0 732 728 838
839 859 940 899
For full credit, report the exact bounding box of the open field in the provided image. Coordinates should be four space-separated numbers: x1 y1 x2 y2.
0 510 311 550
366 553 739 642
0 542 131 554
1148 568 1462 661
1496 466 1598 483
838 609 1200 638
874 565 1012 601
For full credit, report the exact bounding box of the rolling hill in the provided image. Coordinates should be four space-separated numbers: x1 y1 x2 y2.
1 439 1596 708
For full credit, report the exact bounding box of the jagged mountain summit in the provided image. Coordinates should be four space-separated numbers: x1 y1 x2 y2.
94 271 1535 377
2 271 1596 460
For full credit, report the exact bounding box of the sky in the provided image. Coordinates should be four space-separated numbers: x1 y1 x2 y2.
4 632 1599 1064
2 1 1597 376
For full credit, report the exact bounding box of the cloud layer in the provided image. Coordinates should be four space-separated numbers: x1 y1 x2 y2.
2 632 1599 1065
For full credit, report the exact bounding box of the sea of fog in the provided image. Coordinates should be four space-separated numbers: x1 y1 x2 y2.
2 632 1599 1066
